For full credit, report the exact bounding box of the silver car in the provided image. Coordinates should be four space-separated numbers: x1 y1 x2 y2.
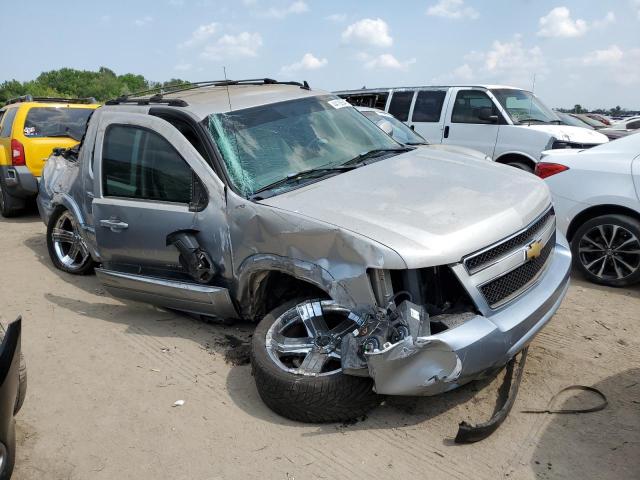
37 79 571 422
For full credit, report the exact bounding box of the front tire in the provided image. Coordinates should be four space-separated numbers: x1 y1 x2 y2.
251 299 380 423
46 207 95 275
571 214 640 287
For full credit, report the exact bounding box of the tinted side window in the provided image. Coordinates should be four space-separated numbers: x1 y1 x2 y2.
451 90 498 124
342 93 389 110
412 91 446 122
0 108 18 137
388 91 414 122
627 120 640 129
102 125 193 203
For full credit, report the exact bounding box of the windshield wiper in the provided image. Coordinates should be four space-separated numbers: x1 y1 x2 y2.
341 147 412 167
45 132 82 141
250 166 354 198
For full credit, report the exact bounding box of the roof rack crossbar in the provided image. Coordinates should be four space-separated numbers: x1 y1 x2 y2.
3 95 98 106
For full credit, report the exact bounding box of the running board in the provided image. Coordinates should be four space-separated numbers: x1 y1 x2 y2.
95 268 238 319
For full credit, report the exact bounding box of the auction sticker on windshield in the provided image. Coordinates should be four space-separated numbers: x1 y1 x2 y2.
328 98 351 109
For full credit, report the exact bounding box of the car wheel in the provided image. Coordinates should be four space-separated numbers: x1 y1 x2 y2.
46 207 95 275
0 422 15 480
0 178 24 218
571 214 640 287
251 298 380 423
13 355 27 415
506 161 533 173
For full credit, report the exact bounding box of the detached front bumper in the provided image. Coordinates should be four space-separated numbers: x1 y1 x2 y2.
365 233 571 396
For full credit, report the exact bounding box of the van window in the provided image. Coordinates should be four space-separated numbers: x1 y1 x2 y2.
102 124 193 203
0 108 17 137
451 90 499 124
388 91 414 122
411 91 446 122
341 93 388 110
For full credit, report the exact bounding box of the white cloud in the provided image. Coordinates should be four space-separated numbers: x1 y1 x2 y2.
201 32 263 59
100 15 111 24
593 11 616 28
633 0 640 20
281 53 328 72
174 63 193 72
360 53 416 70
537 7 588 37
426 0 479 19
342 18 393 48
179 22 218 48
134 16 153 27
581 45 624 65
263 1 309 19
326 13 347 23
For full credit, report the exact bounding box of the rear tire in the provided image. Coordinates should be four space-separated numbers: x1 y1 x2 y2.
251 298 380 423
571 214 640 287
13 355 27 415
0 178 25 218
46 207 95 275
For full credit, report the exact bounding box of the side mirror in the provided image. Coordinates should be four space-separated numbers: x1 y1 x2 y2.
376 119 394 137
478 107 499 123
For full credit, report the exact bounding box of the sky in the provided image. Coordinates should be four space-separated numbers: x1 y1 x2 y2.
2 0 639 109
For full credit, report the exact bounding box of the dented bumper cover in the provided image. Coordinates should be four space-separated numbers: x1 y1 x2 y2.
364 235 571 396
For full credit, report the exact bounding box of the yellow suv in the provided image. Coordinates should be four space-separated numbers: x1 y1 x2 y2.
0 96 100 217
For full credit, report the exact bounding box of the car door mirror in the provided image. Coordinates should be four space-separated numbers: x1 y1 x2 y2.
478 107 499 123
376 119 394 137
189 174 208 212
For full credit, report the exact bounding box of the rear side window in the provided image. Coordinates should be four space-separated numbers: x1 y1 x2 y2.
0 108 18 137
451 90 498 124
342 93 389 110
628 120 640 130
411 91 446 123
23 107 94 140
102 125 193 203
387 91 415 122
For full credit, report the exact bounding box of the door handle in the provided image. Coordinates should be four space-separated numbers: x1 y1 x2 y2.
444 126 450 138
100 218 129 232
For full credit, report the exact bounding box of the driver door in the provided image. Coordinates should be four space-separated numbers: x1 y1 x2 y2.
91 111 236 318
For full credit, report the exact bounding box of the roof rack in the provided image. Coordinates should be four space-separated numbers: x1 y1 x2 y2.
3 95 99 106
105 78 311 106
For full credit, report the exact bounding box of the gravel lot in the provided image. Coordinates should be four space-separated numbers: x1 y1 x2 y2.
2 212 638 480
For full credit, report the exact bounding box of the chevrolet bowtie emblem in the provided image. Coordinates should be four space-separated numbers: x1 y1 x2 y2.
526 241 543 260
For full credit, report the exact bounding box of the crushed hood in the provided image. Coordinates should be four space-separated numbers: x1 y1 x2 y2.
261 148 551 268
524 124 609 144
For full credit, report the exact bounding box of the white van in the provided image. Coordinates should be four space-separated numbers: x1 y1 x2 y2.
335 85 609 171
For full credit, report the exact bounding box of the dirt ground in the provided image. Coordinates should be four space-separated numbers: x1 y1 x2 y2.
1 211 638 480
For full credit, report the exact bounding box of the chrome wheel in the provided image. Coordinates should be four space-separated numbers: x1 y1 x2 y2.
578 223 640 281
265 300 360 376
51 211 90 271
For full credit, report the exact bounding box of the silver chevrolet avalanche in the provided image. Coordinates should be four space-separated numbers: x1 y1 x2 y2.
37 79 571 422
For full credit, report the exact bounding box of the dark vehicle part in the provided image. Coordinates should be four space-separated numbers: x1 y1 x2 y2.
167 231 218 284
570 214 640 287
251 299 380 423
455 347 528 444
0 177 25 218
46 207 95 275
521 385 607 415
0 318 24 480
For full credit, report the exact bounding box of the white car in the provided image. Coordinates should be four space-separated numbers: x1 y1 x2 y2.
356 106 491 162
336 85 609 172
536 134 640 286
609 117 640 131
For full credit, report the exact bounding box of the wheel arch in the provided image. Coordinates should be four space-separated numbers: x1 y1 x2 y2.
494 152 537 170
567 204 640 242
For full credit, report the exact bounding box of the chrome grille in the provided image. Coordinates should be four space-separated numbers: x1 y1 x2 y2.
465 208 554 273
480 232 555 307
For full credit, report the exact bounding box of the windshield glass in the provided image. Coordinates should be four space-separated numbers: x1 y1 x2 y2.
558 113 594 129
23 107 94 140
361 111 427 145
205 95 401 196
491 89 560 124
575 115 606 128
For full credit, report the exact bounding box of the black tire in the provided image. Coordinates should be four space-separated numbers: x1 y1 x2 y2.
507 161 533 173
0 421 15 480
571 214 640 287
251 299 380 423
46 207 95 275
0 177 25 218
